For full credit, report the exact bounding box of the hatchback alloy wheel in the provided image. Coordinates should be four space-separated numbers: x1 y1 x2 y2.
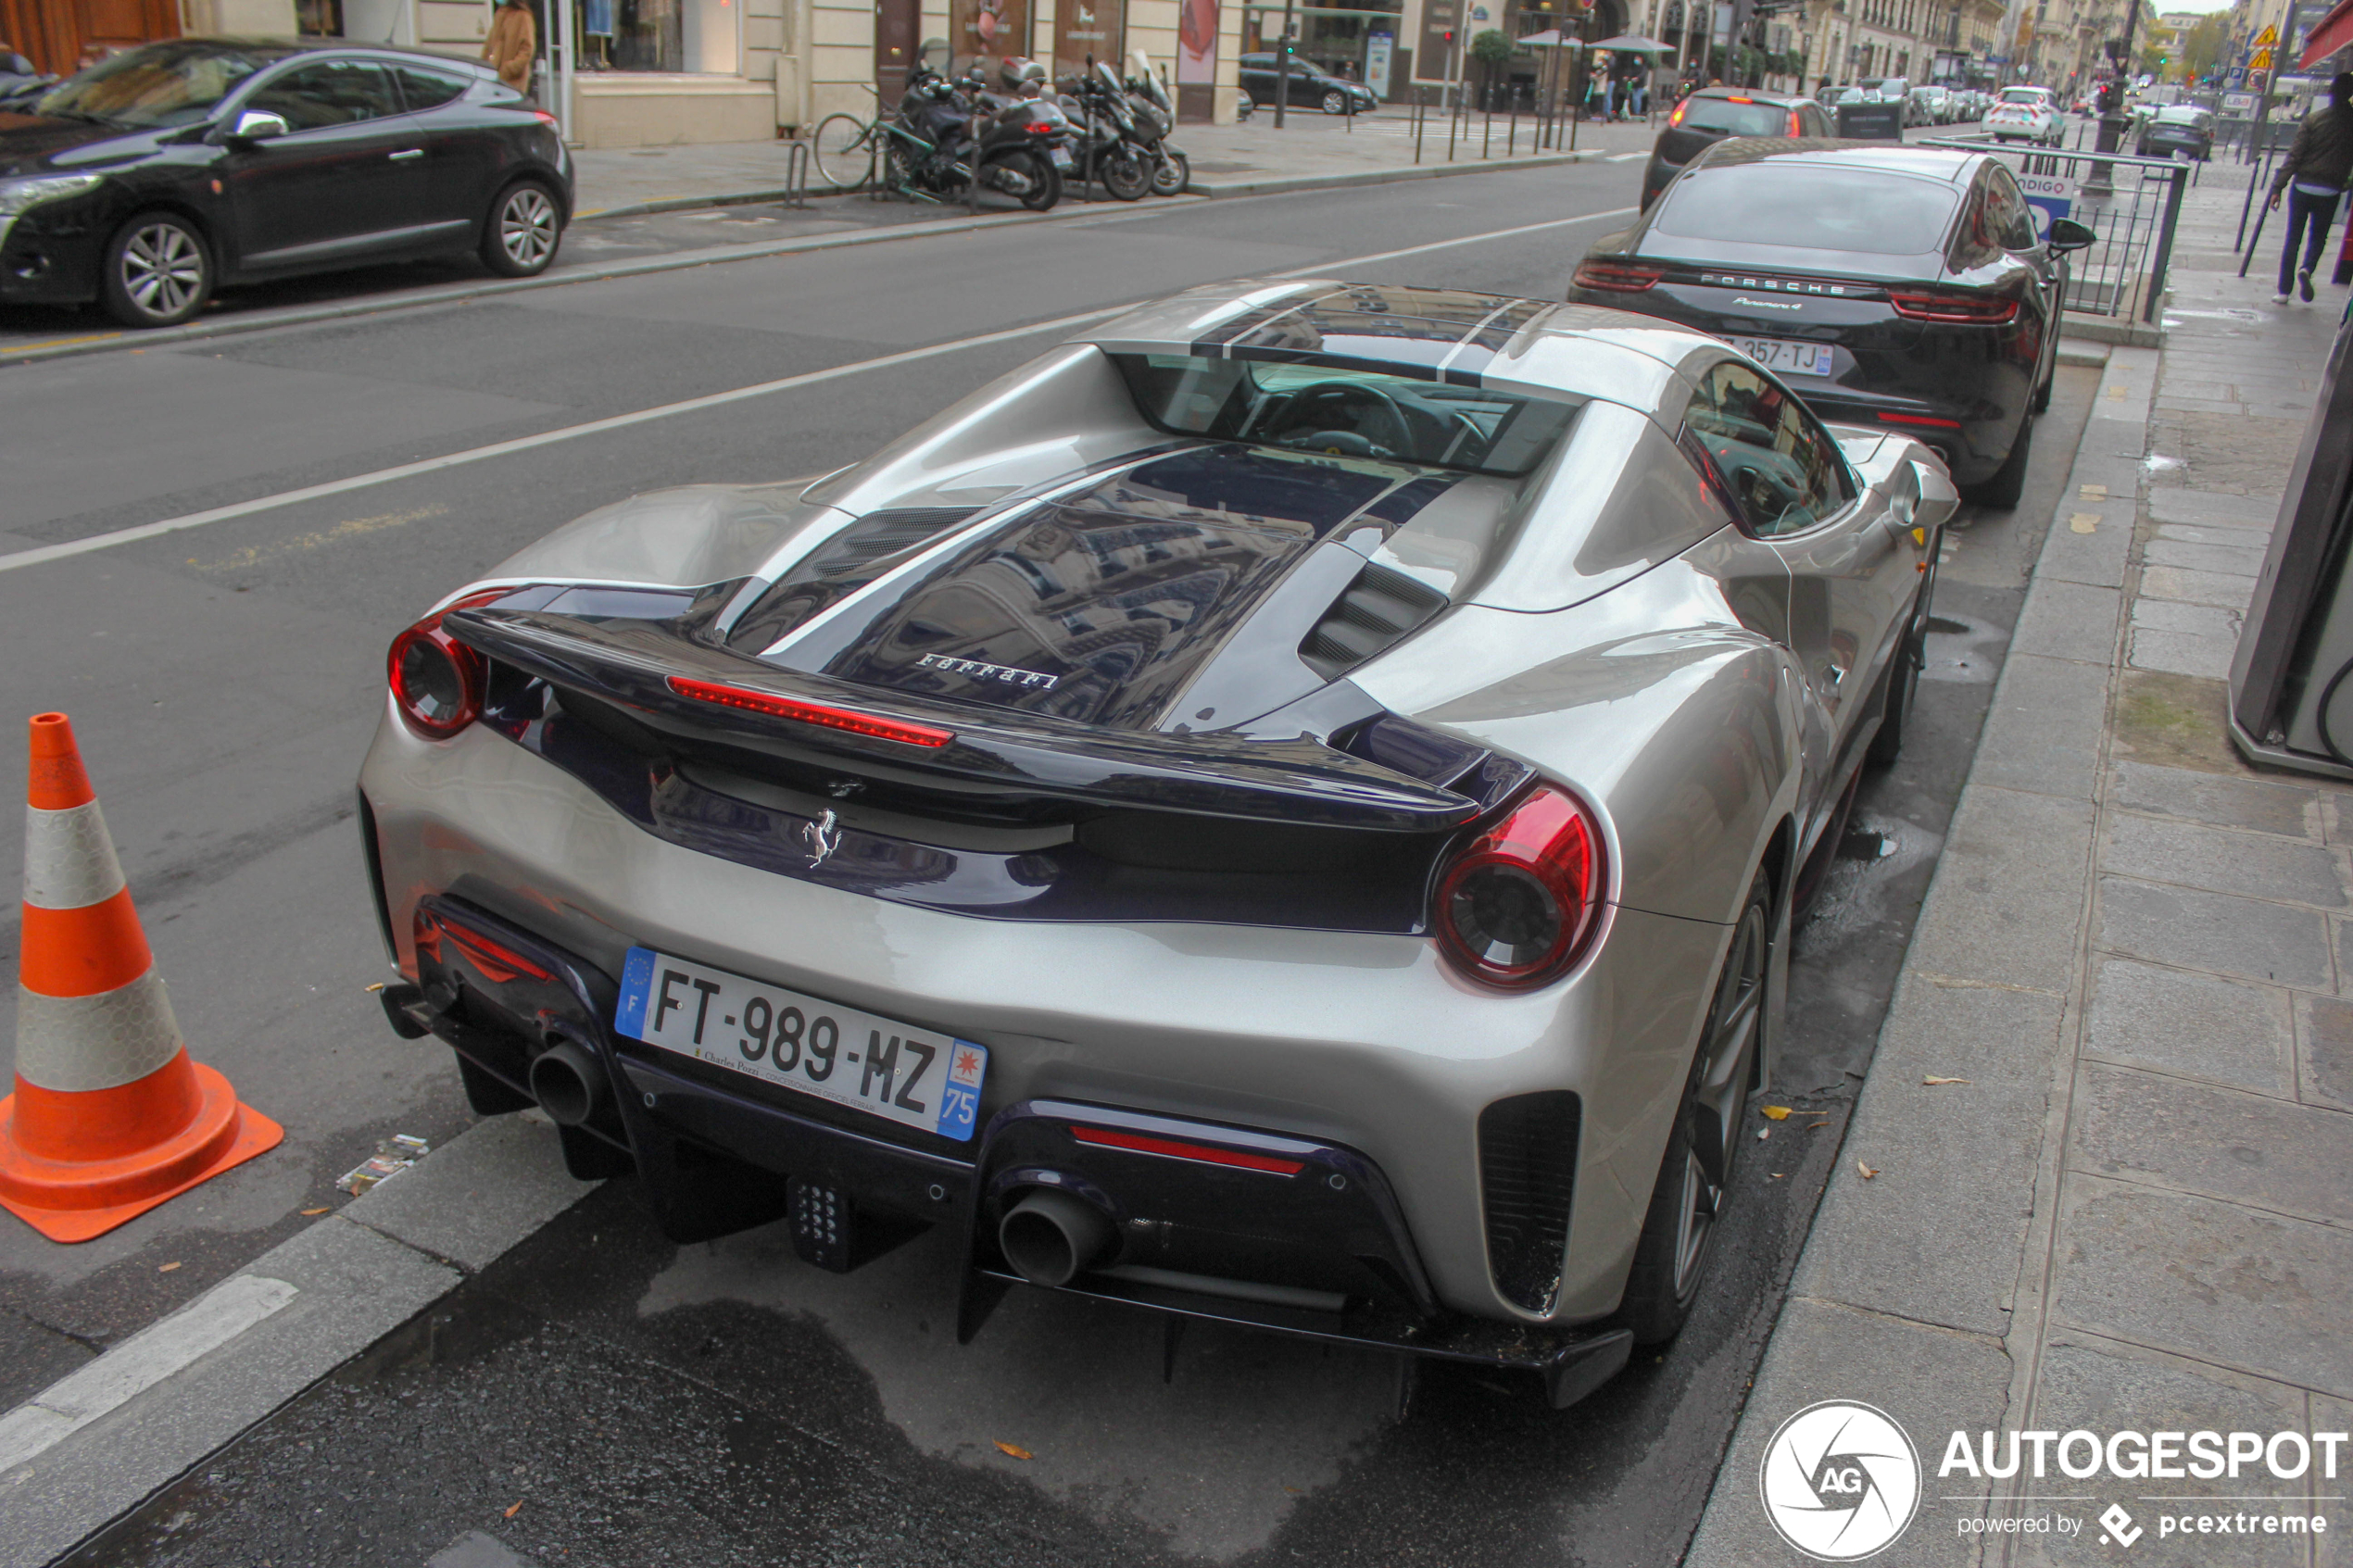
116 220 207 325
499 185 559 270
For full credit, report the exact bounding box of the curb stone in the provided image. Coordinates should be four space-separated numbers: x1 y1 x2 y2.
1680 345 2159 1565
0 1115 594 1567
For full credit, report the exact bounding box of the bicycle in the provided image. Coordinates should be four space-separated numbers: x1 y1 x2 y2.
809 95 889 191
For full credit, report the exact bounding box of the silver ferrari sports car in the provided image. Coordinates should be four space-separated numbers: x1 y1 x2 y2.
359 281 1957 1407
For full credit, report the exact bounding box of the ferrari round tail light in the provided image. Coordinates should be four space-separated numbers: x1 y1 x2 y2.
1433 785 1606 990
387 590 505 740
1573 259 1663 293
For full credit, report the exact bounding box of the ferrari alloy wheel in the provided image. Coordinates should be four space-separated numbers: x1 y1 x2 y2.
101 213 211 329
1617 870 1772 1344
484 181 561 277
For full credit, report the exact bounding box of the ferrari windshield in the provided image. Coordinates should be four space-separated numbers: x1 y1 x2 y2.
1113 353 1578 476
37 41 277 128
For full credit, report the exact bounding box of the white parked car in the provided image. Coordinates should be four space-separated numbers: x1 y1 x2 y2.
1986 86 2064 145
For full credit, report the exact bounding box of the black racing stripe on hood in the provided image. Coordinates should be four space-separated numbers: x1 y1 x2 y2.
770 445 1403 731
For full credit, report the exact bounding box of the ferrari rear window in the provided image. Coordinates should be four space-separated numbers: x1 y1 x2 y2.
1653 166 1958 256
1111 353 1579 477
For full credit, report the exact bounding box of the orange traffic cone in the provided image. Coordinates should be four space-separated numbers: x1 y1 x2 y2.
0 713 282 1242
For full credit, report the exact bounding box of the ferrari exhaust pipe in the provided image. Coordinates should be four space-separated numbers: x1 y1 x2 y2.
999 1188 1114 1287
528 1036 605 1126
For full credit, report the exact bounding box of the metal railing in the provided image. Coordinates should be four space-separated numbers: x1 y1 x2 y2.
1919 136 2191 324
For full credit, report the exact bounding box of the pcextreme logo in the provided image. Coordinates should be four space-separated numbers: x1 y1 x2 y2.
1759 1400 1923 1561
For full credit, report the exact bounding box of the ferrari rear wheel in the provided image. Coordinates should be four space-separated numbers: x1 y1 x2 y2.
1617 868 1772 1345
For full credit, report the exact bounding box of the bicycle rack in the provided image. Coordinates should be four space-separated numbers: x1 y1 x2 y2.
783 139 810 209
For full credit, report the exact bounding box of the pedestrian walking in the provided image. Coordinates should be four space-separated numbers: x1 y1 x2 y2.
483 0 537 99
2267 71 2353 307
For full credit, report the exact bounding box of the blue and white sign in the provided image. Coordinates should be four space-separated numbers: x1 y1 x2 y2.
2017 169 2078 240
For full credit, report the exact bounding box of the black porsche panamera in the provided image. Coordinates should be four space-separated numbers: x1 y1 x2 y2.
0 38 573 328
1567 139 2096 508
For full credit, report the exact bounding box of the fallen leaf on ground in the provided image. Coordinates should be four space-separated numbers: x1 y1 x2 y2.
994 1441 1033 1461
1924 1076 1972 1086
504 1501 523 1518
1769 1173 1785 1180
2069 512 2100 533
1760 1105 1792 1121
157 1261 181 1273
1757 1127 1770 1140
1856 1160 1879 1180
301 1207 330 1216
364 982 385 992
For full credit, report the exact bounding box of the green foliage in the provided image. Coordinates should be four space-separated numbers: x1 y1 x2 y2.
1470 27 1515 66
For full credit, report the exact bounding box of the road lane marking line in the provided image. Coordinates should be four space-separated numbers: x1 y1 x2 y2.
0 208 1642 576
0 1274 297 1476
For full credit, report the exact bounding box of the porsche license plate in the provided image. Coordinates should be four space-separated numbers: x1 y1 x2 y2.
1729 336 1834 377
615 947 986 1140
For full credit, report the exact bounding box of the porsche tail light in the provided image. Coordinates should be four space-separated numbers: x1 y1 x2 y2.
1888 289 2019 324
387 589 506 740
1434 785 1606 990
1573 259 1662 293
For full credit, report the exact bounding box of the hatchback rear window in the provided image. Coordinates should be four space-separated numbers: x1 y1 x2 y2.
1653 165 1958 255
1680 97 1788 136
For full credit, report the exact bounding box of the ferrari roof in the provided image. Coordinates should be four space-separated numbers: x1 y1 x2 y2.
1078 282 1730 416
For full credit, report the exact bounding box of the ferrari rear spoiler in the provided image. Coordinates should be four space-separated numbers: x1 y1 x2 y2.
447 607 1487 834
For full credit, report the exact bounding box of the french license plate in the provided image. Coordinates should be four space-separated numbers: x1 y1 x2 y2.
1050 146 1075 169
1728 335 1834 377
615 947 987 1140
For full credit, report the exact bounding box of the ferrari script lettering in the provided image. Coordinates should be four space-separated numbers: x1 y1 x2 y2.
916 653 1059 688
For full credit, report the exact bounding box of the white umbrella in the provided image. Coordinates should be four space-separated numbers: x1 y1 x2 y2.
1584 33 1677 54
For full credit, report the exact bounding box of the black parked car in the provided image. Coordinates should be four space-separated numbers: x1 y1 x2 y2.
1569 140 2095 507
1237 52 1377 115
2136 104 2215 160
0 38 573 329
1641 87 1831 209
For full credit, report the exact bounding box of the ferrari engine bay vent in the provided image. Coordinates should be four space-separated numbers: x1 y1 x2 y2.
1298 560 1450 683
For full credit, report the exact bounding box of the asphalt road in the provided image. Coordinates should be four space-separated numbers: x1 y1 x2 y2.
0 161 2095 1567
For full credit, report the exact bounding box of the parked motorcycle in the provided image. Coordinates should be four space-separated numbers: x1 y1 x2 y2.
1123 67 1190 196
1055 63 1153 202
887 60 1067 211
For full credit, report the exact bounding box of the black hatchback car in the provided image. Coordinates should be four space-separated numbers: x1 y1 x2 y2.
0 38 572 328
1237 52 1378 115
1570 140 2094 507
2136 104 2215 160
1641 87 1831 209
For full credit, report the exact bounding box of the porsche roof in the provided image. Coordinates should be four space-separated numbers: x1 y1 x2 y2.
1079 282 1731 415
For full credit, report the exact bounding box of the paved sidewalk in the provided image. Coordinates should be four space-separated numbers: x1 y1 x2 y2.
1683 154 2353 1563
573 109 1657 215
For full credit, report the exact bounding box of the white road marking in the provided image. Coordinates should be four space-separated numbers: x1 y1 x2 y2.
0 1274 297 1476
0 208 1639 575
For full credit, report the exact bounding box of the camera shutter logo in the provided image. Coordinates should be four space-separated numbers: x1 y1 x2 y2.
1758 1400 1922 1561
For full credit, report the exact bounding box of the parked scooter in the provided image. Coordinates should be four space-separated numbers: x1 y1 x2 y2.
887 59 1067 211
1055 62 1153 201
1123 66 1190 196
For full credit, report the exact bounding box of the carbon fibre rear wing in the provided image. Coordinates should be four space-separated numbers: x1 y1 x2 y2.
447 605 1490 834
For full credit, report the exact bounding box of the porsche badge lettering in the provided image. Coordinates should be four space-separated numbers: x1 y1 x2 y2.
915 653 1060 689
1702 274 1856 296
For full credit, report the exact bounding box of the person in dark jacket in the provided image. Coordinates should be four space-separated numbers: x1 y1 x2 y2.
2269 72 2353 305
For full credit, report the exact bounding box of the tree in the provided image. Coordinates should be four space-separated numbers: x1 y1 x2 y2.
1470 28 1514 106
2178 12 2225 82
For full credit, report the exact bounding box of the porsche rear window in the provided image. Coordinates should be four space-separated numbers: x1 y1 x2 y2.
1112 354 1578 477
1653 166 1958 255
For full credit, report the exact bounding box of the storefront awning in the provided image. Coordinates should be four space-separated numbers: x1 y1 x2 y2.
2300 0 2353 69
1584 33 1677 53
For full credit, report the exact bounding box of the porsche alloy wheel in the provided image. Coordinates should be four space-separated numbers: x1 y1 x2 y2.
484 182 561 277
102 214 211 329
1618 871 1771 1343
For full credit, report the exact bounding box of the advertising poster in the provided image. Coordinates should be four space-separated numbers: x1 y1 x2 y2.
1054 0 1123 81
952 0 1029 75
1366 29 1392 95
1178 0 1217 82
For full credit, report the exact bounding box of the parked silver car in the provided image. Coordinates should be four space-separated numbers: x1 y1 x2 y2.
359 281 1957 1407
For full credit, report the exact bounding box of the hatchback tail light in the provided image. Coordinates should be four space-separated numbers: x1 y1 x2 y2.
1667 100 1688 127
1787 108 1803 135
1573 259 1662 293
1887 289 2019 324
1433 785 1606 990
387 589 508 740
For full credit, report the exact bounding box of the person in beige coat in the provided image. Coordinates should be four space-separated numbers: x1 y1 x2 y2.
483 0 536 97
